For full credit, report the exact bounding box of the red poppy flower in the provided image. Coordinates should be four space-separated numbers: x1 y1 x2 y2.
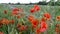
43 12 50 19
10 19 14 24
40 21 47 32
55 27 59 32
56 16 60 20
31 19 38 26
28 15 34 21
12 7 19 11
0 19 2 24
35 28 40 33
30 8 35 13
0 31 4 34
12 7 19 15
0 20 2 28
12 11 18 15
1 18 9 24
20 25 25 30
34 5 40 11
3 10 7 14
39 28 46 32
17 15 20 19
41 17 46 21
35 7 40 11
55 24 60 27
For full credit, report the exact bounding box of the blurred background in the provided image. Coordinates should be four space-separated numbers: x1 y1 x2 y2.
0 0 60 6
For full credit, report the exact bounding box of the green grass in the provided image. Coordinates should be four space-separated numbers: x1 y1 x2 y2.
0 4 60 34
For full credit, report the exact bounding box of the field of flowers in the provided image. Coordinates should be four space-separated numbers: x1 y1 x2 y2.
0 4 60 34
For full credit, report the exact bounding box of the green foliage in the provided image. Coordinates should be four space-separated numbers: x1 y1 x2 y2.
0 4 60 34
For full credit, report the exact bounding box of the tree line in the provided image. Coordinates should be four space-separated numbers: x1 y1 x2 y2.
8 1 60 6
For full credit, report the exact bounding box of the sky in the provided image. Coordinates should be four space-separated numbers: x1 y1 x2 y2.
0 0 57 4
